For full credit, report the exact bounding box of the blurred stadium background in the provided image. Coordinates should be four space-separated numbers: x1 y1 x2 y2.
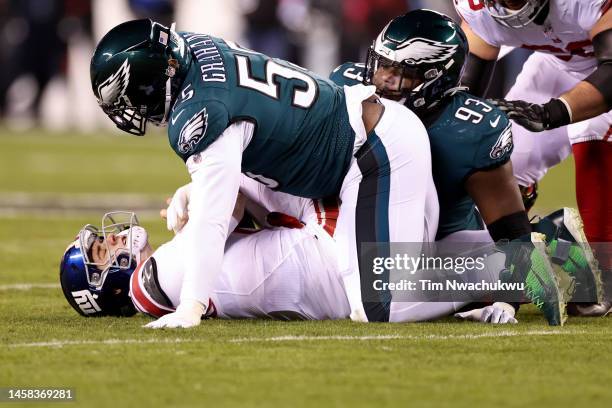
0 0 574 215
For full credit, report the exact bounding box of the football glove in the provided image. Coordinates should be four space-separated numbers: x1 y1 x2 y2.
455 302 518 324
144 299 205 329
165 183 192 234
489 98 571 132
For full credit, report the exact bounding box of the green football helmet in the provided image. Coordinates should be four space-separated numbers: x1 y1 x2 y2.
363 9 468 112
90 19 191 135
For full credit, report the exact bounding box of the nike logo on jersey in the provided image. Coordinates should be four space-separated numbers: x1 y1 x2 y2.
171 109 184 125
490 115 501 128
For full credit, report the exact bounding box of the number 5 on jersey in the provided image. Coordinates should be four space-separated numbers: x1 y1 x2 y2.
228 41 318 109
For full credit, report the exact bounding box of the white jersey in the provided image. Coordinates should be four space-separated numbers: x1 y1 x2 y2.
130 225 350 321
238 175 340 237
455 0 609 72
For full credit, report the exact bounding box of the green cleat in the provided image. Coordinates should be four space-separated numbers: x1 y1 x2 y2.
502 232 571 326
533 208 603 304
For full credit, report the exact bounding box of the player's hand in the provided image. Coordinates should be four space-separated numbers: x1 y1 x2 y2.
455 302 518 324
488 98 571 132
164 183 192 234
144 299 205 329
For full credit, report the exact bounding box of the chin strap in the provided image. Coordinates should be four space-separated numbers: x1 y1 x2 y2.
160 78 172 126
160 22 178 126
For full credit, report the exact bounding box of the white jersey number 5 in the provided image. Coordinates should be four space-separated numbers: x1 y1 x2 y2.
227 40 318 109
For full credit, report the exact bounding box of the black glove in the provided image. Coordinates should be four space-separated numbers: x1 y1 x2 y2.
488 98 571 132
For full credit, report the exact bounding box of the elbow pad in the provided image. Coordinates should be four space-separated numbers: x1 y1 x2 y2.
461 53 497 97
585 29 612 108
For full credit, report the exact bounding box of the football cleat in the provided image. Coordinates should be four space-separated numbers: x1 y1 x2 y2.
532 208 603 305
501 232 570 326
567 301 612 317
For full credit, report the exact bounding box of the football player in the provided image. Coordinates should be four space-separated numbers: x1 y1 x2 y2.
60 208 518 324
329 9 602 325
90 19 437 327
455 0 612 315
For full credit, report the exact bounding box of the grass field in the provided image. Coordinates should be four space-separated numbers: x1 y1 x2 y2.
1 129 610 408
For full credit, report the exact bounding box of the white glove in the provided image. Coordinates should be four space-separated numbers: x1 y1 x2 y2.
455 302 518 324
144 299 205 329
166 183 192 233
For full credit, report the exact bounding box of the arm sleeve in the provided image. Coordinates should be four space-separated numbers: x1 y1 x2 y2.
178 122 248 305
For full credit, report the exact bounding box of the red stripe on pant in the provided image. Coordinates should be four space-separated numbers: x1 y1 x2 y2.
573 140 612 274
129 263 174 318
314 197 339 236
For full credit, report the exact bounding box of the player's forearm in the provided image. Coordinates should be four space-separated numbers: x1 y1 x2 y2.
179 126 244 306
560 81 609 123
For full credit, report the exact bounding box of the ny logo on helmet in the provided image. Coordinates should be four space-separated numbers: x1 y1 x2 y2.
97 58 131 106
395 37 459 65
72 289 102 315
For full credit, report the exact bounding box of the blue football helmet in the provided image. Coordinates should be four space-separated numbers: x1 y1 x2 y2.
59 212 148 317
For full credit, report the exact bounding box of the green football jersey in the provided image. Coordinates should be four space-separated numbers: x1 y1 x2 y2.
331 62 514 239
168 34 355 199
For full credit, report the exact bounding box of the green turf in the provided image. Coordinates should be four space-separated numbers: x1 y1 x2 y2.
1 129 609 408
0 128 188 195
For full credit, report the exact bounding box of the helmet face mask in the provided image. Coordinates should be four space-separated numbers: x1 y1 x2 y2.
364 10 469 112
60 212 148 317
91 19 188 135
100 98 149 136
79 212 143 290
364 49 423 103
484 0 549 28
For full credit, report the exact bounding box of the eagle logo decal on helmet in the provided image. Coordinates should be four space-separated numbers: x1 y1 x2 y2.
97 58 131 106
394 37 459 65
178 108 209 154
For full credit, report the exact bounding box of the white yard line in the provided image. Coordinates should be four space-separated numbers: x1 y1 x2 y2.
4 330 586 349
0 283 60 291
228 330 584 343
6 338 192 348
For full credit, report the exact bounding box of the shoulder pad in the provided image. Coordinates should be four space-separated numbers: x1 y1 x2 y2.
446 92 513 170
454 0 500 48
454 0 486 20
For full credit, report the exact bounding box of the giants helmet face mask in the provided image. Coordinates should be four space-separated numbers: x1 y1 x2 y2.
59 212 148 317
484 0 550 29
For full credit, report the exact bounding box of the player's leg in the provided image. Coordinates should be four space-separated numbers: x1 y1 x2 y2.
390 230 495 323
570 116 612 313
505 53 572 188
336 99 436 322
